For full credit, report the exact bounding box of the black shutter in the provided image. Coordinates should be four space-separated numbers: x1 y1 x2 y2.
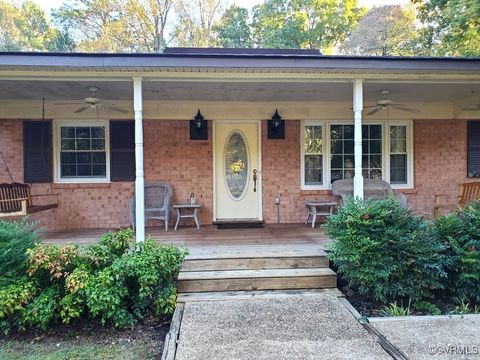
110 120 135 181
23 121 52 183
467 121 480 178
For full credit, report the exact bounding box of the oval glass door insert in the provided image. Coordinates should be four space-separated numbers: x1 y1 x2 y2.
224 131 249 199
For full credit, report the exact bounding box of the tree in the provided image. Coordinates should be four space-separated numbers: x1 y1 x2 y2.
414 0 480 56
174 0 224 47
340 5 418 56
213 5 252 48
0 1 71 51
52 0 132 52
252 0 365 52
125 0 174 52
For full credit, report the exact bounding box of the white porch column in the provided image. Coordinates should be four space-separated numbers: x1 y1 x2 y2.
133 77 145 242
353 79 364 199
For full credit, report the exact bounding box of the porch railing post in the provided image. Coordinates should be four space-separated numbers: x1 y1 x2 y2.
133 77 145 242
353 79 364 199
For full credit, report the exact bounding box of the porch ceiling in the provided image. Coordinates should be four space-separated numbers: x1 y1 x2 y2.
0 79 480 104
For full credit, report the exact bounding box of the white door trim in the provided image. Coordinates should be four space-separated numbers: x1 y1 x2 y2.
212 120 262 222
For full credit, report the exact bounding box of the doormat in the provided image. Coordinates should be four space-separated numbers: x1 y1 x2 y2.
215 221 264 229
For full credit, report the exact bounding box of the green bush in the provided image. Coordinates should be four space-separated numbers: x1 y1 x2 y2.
434 201 480 303
0 219 38 286
0 228 187 334
324 196 446 304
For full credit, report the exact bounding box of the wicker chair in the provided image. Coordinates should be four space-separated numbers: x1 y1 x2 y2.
332 178 407 208
129 181 173 231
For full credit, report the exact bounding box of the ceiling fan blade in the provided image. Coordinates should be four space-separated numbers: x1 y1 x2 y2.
74 106 89 113
367 107 382 116
109 106 128 114
462 105 480 111
349 105 378 109
54 102 84 105
392 105 420 113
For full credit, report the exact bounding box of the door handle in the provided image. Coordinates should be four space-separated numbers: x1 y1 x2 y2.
253 169 257 192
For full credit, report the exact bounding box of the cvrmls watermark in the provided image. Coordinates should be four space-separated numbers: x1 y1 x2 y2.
429 344 479 356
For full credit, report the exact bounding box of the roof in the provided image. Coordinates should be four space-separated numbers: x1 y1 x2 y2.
0 48 479 74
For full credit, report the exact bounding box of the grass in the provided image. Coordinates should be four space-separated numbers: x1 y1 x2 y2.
0 342 154 360
0 317 169 360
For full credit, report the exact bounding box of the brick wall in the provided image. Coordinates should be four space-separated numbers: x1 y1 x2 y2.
405 119 471 217
0 118 473 230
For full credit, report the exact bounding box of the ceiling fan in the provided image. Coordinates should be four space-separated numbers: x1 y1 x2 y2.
364 89 420 116
55 86 128 114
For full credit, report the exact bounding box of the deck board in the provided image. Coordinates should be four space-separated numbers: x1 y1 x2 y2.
42 224 333 258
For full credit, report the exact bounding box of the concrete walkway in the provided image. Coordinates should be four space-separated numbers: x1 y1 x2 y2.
370 315 480 360
175 295 391 360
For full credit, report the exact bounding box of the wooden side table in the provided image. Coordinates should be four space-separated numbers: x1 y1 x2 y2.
304 200 337 228
173 203 202 230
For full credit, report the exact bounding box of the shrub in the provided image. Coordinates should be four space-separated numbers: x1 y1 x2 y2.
434 201 480 303
0 228 188 333
0 280 37 335
325 196 446 304
0 219 38 286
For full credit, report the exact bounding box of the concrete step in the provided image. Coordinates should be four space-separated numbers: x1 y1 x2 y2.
177 268 337 293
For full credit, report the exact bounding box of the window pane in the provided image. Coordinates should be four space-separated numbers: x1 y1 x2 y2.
91 139 105 150
390 125 406 141
304 126 322 154
391 154 407 184
330 125 343 140
344 125 354 139
343 139 354 154
76 127 90 138
92 152 106 164
331 155 343 168
331 139 342 154
370 140 382 154
370 125 382 139
305 155 322 185
61 152 76 164
61 164 76 177
76 139 91 150
92 164 106 176
76 152 91 164
61 127 75 138
91 127 105 138
331 170 343 182
61 139 75 151
77 164 92 176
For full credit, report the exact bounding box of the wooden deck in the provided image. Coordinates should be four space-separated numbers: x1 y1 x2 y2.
42 223 333 256
43 224 337 296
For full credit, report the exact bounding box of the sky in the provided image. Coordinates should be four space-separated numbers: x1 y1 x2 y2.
34 0 411 14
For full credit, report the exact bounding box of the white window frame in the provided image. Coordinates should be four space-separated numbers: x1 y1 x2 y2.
53 120 111 184
300 119 414 190
301 120 327 190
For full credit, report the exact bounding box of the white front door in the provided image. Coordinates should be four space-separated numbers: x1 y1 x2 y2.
214 122 261 221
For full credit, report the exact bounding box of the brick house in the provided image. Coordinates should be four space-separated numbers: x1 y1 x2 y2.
0 48 479 241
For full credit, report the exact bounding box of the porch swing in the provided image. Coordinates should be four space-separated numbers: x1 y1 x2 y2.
0 99 58 218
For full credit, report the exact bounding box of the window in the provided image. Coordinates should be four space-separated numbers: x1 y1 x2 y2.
390 125 408 184
55 121 110 182
301 120 413 189
302 124 324 187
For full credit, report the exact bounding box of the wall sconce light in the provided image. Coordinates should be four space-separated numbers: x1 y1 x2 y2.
190 109 208 140
268 109 285 139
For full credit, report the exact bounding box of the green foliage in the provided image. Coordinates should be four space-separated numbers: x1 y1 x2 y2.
214 5 253 48
380 300 412 317
0 228 187 333
0 219 38 286
412 300 442 315
434 201 480 303
449 298 480 315
325 196 446 304
414 0 480 56
252 0 365 52
0 280 36 335
21 287 58 331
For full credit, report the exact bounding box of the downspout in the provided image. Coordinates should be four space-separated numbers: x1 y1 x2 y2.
133 77 145 243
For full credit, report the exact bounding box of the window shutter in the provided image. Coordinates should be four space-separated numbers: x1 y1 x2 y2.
23 120 52 183
110 120 135 181
468 121 480 178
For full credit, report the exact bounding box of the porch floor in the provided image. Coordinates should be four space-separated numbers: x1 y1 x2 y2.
42 223 333 259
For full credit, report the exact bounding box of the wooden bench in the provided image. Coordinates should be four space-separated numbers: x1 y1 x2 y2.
0 183 58 218
434 181 480 218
